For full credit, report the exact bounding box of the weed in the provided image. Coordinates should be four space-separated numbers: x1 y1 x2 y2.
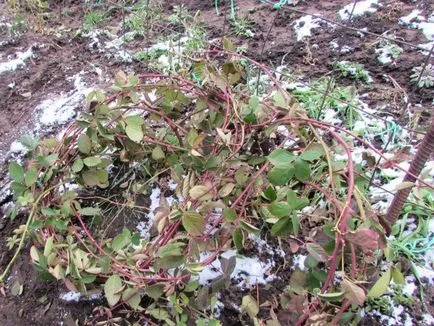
168 4 193 26
389 206 434 263
411 64 434 88
83 11 105 30
333 60 373 83
375 41 403 65
232 15 255 38
291 78 360 128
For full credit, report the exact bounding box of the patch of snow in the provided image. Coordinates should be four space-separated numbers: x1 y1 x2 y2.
372 303 407 325
292 254 307 271
9 141 28 155
136 186 161 239
59 291 102 302
399 10 424 25
330 41 339 49
197 249 277 288
323 109 342 124
59 291 81 302
168 179 178 190
292 15 334 41
399 9 424 25
419 42 434 55
339 0 379 20
0 46 34 75
341 45 353 53
38 73 92 126
402 275 417 296
249 234 285 258
400 11 434 41
422 313 434 326
277 125 290 137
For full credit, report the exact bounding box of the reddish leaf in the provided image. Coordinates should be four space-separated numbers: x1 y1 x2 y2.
345 228 379 252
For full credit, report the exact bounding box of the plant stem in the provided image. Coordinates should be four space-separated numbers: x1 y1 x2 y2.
0 184 61 283
384 118 434 233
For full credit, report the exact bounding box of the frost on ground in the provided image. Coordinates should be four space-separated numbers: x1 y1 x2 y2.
136 186 178 240
5 72 92 160
339 0 380 20
59 291 103 302
292 15 334 41
197 249 276 288
0 46 34 75
399 10 434 41
39 73 92 126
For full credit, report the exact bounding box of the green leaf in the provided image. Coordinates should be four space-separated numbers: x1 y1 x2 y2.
37 153 58 168
306 243 328 263
294 158 311 181
78 207 100 216
20 135 39 151
158 255 184 270
104 274 123 307
267 149 295 167
25 167 38 187
342 279 365 306
391 267 405 285
78 134 91 154
233 228 244 251
152 146 165 161
271 216 293 237
262 186 277 201
269 202 291 217
158 242 185 257
367 269 391 298
112 228 132 250
223 208 237 222
268 166 294 186
287 190 309 211
184 280 199 292
239 220 260 235
72 158 84 173
125 116 144 143
83 156 102 167
82 169 108 187
241 295 259 319
317 291 345 302
292 212 300 236
11 182 27 196
218 183 235 198
146 308 170 321
122 288 141 310
189 185 212 201
44 236 54 257
9 162 25 183
145 283 165 299
273 92 287 108
182 212 205 236
299 150 322 161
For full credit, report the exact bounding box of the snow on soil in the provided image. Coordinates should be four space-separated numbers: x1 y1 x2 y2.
136 186 161 240
292 15 334 41
399 10 434 41
6 72 92 158
59 291 103 302
136 186 179 240
197 249 276 288
39 73 92 126
0 46 35 75
339 0 380 20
